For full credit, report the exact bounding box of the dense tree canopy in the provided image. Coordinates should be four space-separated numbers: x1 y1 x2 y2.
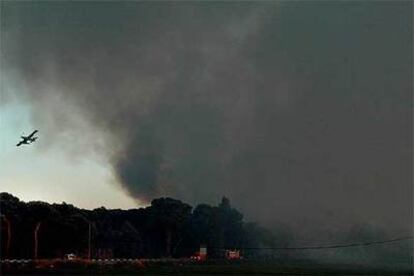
0 193 275 259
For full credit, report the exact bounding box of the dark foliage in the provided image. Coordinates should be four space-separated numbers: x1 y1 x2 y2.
0 193 274 259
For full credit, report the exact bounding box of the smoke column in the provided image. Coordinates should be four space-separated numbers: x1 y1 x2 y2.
1 2 412 240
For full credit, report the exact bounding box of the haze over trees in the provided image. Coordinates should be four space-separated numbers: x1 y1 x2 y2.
0 193 275 259
1 192 413 272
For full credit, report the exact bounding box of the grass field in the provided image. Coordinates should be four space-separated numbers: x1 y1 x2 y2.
1 259 412 275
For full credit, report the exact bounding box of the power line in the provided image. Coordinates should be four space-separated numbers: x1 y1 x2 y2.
211 236 413 250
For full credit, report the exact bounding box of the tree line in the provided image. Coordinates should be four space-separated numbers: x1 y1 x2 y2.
0 193 276 259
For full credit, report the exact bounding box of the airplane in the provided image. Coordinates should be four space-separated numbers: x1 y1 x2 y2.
16 130 38 147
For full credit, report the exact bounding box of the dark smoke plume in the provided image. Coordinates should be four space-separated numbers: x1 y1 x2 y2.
1 2 412 241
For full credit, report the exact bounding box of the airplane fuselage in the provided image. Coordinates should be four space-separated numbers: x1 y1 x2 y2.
16 130 39 147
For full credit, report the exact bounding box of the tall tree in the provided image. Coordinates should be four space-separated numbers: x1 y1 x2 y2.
25 202 59 259
147 198 192 257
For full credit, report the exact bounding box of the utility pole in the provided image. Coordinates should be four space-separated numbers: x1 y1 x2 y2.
88 222 91 260
1 215 11 258
34 222 41 260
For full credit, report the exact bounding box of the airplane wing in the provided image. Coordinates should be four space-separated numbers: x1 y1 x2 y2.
16 141 24 147
27 130 38 139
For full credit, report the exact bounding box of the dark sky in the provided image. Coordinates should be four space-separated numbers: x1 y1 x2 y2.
1 1 412 240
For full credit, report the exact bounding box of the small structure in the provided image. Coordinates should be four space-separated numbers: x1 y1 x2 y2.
224 249 241 260
64 253 77 261
191 245 207 261
199 245 207 260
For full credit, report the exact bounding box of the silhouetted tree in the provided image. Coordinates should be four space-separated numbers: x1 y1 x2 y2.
147 198 192 257
25 201 59 259
0 192 277 259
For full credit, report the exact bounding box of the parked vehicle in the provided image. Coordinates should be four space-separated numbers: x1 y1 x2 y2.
64 253 77 261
